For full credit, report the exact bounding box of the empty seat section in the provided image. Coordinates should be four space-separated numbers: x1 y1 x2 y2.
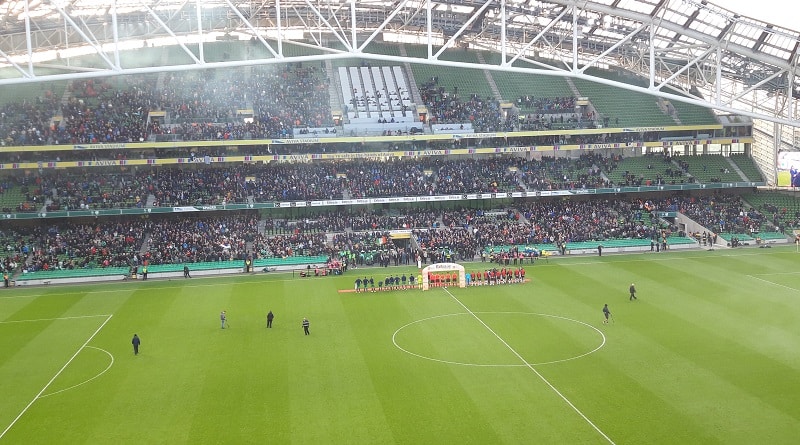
360 66 376 118
339 66 357 120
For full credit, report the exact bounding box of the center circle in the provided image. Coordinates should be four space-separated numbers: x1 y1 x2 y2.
392 312 606 367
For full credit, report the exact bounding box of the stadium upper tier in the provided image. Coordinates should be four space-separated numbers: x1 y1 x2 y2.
0 0 796 128
0 43 725 148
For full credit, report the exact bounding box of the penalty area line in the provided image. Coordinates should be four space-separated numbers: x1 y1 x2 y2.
0 314 114 440
443 288 616 445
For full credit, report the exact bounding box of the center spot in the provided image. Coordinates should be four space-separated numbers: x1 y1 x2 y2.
392 312 605 367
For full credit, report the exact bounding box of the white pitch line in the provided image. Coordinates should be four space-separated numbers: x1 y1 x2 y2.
0 314 112 324
39 346 115 399
0 294 40 300
443 288 616 445
749 271 800 277
746 275 800 292
0 275 299 299
0 314 113 440
392 312 606 367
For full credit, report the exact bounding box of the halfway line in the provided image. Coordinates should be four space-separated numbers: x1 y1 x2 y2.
0 314 114 440
443 288 616 445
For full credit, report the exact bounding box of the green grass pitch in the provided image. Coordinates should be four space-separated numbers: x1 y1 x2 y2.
1 247 800 444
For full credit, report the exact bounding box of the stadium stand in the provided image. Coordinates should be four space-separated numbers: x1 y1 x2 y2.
0 42 781 287
572 72 675 128
667 98 719 126
674 154 745 183
729 154 765 182
10 185 796 284
743 191 800 233
603 153 690 186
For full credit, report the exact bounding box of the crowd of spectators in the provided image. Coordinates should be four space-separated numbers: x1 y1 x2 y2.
0 63 774 279
58 78 154 144
250 162 343 202
664 194 772 234
344 208 438 231
0 59 724 149
0 91 60 146
146 215 259 264
44 171 150 211
516 96 576 114
472 212 535 247
518 113 591 131
518 153 610 191
0 64 333 147
606 152 694 187
434 157 524 194
4 189 794 277
0 153 759 213
262 215 346 235
0 174 47 213
419 78 514 132
258 232 329 259
753 200 800 232
331 232 396 266
338 159 436 198
413 227 480 262
3 162 347 211
517 199 661 245
0 127 684 165
2 228 33 273
515 96 592 131
155 64 333 141
256 209 437 237
158 70 249 124
149 167 251 207
26 219 147 272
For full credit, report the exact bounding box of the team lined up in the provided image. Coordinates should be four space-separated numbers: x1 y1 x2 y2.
467 268 526 286
354 274 419 292
353 267 527 292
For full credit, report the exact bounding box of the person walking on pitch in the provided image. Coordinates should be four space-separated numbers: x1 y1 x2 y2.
302 317 310 335
220 310 227 329
602 304 613 324
629 283 638 301
132 334 141 355
267 310 274 328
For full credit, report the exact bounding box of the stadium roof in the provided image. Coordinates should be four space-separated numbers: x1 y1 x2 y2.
0 0 798 126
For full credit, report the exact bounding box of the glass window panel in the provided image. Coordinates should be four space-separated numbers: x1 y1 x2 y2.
618 2 655 14
729 34 754 46
661 10 688 23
